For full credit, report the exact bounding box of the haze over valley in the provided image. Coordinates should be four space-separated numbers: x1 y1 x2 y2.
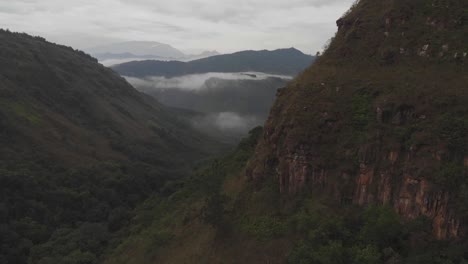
125 72 291 141
106 47 314 141
0 0 467 263
85 41 220 66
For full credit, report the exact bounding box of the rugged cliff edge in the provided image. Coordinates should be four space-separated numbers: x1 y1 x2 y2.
246 0 467 239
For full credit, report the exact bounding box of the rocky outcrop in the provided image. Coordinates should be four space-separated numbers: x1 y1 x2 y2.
248 132 464 239
246 0 467 240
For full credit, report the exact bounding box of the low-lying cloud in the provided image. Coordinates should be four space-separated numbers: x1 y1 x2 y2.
124 72 291 91
191 112 261 137
126 72 287 142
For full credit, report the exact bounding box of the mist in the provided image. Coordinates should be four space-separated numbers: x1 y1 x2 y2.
124 72 292 91
191 112 261 139
126 72 290 142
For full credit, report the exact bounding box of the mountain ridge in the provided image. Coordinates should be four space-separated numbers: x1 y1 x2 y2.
86 41 186 59
0 29 225 264
112 47 315 78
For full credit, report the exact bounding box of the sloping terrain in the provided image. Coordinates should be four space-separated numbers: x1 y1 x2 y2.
102 0 468 263
247 0 468 239
112 48 315 78
0 30 223 264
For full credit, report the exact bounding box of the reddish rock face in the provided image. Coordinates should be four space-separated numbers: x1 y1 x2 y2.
245 94 465 240
247 136 464 239
246 0 467 241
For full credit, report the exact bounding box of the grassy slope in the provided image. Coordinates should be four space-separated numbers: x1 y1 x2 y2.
0 30 222 168
0 30 226 264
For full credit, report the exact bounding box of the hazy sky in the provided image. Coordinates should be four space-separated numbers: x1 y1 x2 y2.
0 0 355 54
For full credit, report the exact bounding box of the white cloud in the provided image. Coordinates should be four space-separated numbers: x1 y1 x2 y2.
191 112 261 135
0 0 355 53
124 72 292 91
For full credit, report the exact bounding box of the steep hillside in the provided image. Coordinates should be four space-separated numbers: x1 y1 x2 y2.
112 48 315 78
247 0 467 239
0 30 223 264
102 2 467 263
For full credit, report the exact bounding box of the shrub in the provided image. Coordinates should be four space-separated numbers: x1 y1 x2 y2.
351 91 372 130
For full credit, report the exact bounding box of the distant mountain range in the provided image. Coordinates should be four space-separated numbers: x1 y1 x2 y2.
112 48 315 77
85 41 220 66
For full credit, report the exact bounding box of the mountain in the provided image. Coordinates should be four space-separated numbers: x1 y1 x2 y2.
86 41 186 59
103 0 468 263
247 0 468 239
112 48 315 77
0 30 224 264
86 42 220 66
185 50 221 61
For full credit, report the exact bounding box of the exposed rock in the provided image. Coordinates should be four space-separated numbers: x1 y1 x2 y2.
252 140 463 239
385 17 391 27
246 0 467 241
388 150 399 164
391 105 414 125
442 44 449 52
418 44 430 57
336 18 345 29
376 107 383 123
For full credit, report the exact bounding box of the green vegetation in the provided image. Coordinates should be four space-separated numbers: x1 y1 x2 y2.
239 216 288 240
8 102 42 124
287 205 434 264
0 161 178 264
1 0 467 262
437 114 467 156
102 128 468 263
0 29 225 264
102 127 263 263
351 90 372 131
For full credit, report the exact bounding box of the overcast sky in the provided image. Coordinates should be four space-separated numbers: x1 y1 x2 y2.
0 0 355 54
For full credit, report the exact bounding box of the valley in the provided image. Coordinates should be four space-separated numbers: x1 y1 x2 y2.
0 0 467 263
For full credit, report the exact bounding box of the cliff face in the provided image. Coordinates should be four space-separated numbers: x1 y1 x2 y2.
247 0 467 239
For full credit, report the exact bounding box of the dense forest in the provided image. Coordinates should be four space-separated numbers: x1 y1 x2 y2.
103 127 468 264
0 29 224 264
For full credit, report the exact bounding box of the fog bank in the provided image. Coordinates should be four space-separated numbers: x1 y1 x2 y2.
124 72 292 91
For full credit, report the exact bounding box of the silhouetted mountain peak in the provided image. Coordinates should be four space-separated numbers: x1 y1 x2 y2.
113 48 315 78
